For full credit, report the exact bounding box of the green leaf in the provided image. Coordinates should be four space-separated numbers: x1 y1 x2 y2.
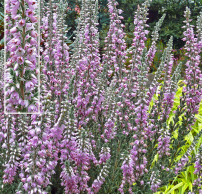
10 68 14 76
184 132 193 144
182 183 189 193
166 182 184 194
188 182 193 191
189 166 195 183
195 115 202 123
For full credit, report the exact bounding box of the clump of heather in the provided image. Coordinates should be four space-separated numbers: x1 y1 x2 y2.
0 0 202 194
5 0 39 113
192 145 202 193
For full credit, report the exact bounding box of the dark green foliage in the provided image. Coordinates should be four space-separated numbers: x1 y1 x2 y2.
149 0 202 49
0 0 3 13
63 0 81 42
97 0 202 50
0 0 201 50
50 161 64 194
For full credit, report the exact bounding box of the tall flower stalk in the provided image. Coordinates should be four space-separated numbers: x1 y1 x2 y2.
5 0 39 113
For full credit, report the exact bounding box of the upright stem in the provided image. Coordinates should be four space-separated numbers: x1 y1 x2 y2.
20 0 25 102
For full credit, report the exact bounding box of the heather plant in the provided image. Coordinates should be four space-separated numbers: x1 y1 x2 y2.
0 0 4 50
0 12 3 50
4 0 39 113
1 0 202 194
153 83 202 193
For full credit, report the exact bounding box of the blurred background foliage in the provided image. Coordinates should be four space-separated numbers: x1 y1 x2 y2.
61 0 202 73
1 0 202 51
1 0 201 72
60 0 202 50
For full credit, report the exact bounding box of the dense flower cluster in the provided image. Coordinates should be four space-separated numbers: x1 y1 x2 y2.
183 7 202 119
193 146 202 193
5 0 39 113
0 0 202 194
